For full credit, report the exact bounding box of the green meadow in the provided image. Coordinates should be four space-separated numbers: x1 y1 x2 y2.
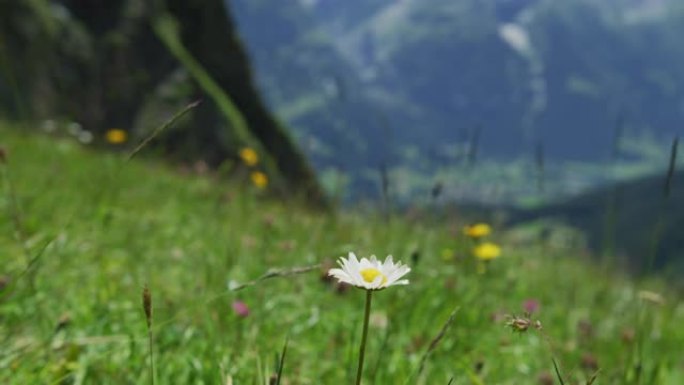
1 125 683 384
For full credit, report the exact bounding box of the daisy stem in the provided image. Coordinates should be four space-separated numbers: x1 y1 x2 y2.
355 290 373 385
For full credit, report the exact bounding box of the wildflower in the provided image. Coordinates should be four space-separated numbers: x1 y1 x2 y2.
505 314 542 333
239 147 259 166
620 327 635 344
55 312 72 332
41 119 57 133
78 130 94 144
227 280 241 291
105 128 128 144
250 171 268 189
67 122 82 136
142 285 152 329
581 352 599 372
464 223 491 239
523 298 540 314
577 319 594 339
328 252 410 291
232 301 250 318
537 371 554 385
473 242 501 261
328 252 410 385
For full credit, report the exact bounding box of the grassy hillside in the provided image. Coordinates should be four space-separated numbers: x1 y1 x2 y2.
1 125 683 384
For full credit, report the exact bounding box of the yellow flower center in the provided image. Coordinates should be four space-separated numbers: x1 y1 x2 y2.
360 268 387 285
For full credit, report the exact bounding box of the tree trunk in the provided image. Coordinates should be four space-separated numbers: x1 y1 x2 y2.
165 0 326 205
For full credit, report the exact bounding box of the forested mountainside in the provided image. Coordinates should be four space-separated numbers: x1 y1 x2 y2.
231 0 684 202
510 169 684 274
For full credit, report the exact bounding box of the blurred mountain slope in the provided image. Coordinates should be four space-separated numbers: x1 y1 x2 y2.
513 168 684 274
231 0 684 202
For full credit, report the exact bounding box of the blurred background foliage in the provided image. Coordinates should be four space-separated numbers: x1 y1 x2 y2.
2 0 684 272
0 0 325 204
228 0 684 273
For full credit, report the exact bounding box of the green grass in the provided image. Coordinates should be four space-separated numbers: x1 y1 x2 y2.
1 125 683 384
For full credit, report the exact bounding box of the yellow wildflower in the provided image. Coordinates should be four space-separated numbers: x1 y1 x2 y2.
239 147 259 167
473 242 501 261
464 223 492 239
250 171 268 189
105 128 128 144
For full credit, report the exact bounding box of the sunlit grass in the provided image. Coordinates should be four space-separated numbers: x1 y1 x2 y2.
1 125 683 384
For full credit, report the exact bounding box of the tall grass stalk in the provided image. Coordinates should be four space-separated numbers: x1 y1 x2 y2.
601 114 625 264
274 337 289 385
1 156 29 261
551 357 566 385
537 323 568 385
466 124 482 167
415 306 460 379
152 13 285 190
0 154 46 290
127 100 201 161
535 141 545 194
370 329 390 383
645 136 678 272
379 164 391 223
142 284 155 385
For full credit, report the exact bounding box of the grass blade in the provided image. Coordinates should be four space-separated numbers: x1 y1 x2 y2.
275 337 289 385
552 358 565 385
417 306 460 377
127 100 201 161
142 284 155 385
230 264 321 292
587 369 600 385
662 136 678 199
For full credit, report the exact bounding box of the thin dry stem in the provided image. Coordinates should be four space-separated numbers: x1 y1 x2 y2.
127 100 201 161
417 306 461 376
230 264 321 291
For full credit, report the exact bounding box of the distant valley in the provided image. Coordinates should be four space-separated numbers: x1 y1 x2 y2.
230 0 684 204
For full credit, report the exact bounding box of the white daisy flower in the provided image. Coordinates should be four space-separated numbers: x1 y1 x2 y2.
328 252 411 290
